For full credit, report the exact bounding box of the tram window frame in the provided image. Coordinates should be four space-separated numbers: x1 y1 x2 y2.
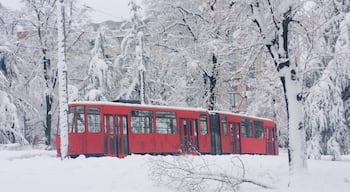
253 121 264 139
193 119 198 136
222 117 228 136
241 119 252 138
68 106 74 133
131 110 154 134
87 108 101 133
72 106 85 133
156 111 177 134
199 114 208 135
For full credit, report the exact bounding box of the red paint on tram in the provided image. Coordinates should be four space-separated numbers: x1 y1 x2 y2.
56 102 278 158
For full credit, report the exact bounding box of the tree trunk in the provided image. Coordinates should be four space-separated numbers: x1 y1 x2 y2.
280 72 307 173
43 50 52 145
260 4 307 173
138 32 145 104
45 94 52 145
34 0 54 146
342 85 350 152
57 0 69 159
205 53 218 111
279 9 307 174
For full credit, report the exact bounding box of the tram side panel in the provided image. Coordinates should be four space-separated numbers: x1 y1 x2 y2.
209 113 222 155
197 113 211 154
239 118 268 155
56 102 278 157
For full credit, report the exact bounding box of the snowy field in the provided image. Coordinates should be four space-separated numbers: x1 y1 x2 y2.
0 145 349 192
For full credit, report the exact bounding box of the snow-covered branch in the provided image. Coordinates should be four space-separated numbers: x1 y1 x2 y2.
149 155 275 192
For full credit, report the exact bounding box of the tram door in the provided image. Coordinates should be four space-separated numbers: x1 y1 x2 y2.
229 122 241 154
104 115 129 157
266 127 275 155
179 119 199 154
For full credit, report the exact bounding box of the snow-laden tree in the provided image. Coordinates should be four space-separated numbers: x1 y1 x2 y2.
115 0 146 102
144 0 240 110
142 0 289 143
303 0 350 159
84 26 113 101
305 61 346 160
0 5 32 144
342 84 350 152
64 0 92 100
0 40 31 145
0 91 28 144
12 0 91 146
247 0 308 174
243 0 350 169
330 2 350 155
19 0 61 145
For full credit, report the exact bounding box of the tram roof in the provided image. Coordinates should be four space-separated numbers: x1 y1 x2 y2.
69 101 273 122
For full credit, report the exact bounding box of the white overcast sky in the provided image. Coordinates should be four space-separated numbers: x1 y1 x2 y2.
0 0 142 22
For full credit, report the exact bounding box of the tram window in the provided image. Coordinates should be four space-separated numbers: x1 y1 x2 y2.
131 110 153 134
222 117 228 136
88 108 101 133
73 106 85 133
199 114 208 135
254 121 264 138
156 111 177 134
241 119 252 138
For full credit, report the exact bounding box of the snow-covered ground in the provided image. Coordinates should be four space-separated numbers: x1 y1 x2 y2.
0 145 349 192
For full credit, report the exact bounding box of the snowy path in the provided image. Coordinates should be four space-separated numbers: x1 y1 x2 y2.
0 149 349 192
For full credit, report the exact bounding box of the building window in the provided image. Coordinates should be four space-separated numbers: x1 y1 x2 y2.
222 117 228 136
229 92 239 108
254 121 264 138
241 119 252 138
88 108 101 133
156 111 177 134
131 110 153 133
199 114 208 135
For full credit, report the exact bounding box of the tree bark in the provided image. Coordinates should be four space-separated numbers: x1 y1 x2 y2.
45 94 52 145
57 0 69 159
280 69 307 172
251 2 307 173
43 44 52 146
204 53 218 111
279 7 307 173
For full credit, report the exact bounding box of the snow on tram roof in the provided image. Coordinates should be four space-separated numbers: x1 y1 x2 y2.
69 101 273 122
69 101 207 112
210 110 273 122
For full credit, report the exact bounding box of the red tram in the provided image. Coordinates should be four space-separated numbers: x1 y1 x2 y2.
56 101 278 158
